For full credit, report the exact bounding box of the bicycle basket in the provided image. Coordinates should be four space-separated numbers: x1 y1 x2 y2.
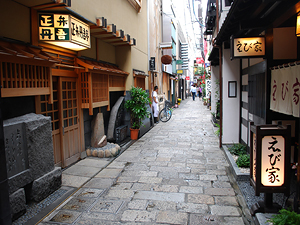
165 100 172 108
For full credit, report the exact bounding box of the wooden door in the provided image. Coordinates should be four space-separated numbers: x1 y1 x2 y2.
36 76 80 168
59 77 80 167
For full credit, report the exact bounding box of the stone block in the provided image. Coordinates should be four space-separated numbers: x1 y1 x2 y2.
91 113 105 148
9 188 26 220
30 167 62 202
4 113 55 194
107 97 125 141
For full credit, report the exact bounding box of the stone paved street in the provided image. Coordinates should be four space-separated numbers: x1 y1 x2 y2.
38 97 252 225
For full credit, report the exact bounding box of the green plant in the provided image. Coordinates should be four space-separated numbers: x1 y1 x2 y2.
236 154 250 168
268 208 300 225
125 86 151 129
228 143 247 156
214 123 220 136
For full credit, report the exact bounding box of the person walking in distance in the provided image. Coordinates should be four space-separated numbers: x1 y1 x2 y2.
152 86 159 124
191 84 197 101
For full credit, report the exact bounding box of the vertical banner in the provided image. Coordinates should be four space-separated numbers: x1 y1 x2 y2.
270 66 300 116
206 79 211 98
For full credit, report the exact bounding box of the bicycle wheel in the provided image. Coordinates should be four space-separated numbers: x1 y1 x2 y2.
159 108 172 122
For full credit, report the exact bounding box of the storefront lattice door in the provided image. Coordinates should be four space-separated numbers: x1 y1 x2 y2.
36 77 80 168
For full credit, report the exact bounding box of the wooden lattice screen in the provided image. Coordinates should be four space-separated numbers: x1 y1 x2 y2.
0 61 52 98
81 72 89 108
136 77 145 90
92 73 108 102
109 75 125 87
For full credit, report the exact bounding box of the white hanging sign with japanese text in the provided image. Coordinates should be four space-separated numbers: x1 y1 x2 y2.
270 65 300 117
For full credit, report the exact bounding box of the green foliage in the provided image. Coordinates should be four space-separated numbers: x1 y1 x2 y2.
268 208 300 225
214 123 220 136
125 87 151 129
236 154 250 168
228 143 247 156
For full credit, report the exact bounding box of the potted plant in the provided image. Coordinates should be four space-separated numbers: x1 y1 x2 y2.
177 98 182 105
125 86 151 140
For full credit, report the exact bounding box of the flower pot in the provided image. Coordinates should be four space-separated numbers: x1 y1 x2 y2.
130 128 139 140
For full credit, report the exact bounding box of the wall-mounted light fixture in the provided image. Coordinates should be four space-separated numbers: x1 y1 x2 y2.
296 13 300 36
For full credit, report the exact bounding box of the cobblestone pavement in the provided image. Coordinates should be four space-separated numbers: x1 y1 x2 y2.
38 97 253 225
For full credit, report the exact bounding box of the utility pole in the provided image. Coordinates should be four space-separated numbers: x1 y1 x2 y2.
0 86 12 225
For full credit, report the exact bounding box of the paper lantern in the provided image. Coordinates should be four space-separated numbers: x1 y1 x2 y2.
161 55 172 64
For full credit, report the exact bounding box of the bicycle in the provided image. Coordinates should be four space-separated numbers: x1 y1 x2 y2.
159 95 172 122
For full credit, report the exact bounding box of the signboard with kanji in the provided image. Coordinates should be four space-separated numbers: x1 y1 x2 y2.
250 123 291 196
39 14 90 50
230 36 265 59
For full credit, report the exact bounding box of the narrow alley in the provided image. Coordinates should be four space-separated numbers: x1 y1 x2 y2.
33 97 252 225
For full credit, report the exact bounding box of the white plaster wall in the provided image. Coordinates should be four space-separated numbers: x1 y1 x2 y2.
241 123 247 144
211 66 219 115
222 47 240 144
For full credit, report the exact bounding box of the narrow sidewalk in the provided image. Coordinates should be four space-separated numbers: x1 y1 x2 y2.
36 97 253 225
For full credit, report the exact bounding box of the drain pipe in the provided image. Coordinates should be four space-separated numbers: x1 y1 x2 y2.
215 0 222 148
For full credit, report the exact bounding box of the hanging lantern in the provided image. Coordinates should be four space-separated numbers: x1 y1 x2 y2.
161 55 172 64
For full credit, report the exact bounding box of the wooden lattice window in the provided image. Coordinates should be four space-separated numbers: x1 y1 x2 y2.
36 78 59 131
0 62 51 97
135 77 145 90
92 73 108 102
81 72 89 107
109 75 125 87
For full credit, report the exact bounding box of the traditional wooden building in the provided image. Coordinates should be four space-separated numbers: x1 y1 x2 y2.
0 0 148 168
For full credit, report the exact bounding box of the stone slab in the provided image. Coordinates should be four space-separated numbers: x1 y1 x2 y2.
62 197 96 211
63 165 100 177
75 158 111 168
75 188 104 198
83 178 115 189
156 210 188 225
9 188 26 220
95 168 123 178
187 194 214 204
121 210 157 222
133 191 185 202
210 205 241 216
31 167 62 202
90 199 124 213
49 210 82 223
62 174 90 188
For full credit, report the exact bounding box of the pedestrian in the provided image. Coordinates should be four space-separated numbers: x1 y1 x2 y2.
198 86 202 100
152 86 159 124
191 84 197 101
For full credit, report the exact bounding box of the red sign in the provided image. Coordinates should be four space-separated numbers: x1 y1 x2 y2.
186 76 190 80
196 57 204 64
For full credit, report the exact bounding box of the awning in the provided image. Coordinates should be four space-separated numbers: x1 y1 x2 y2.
76 57 129 75
133 69 148 77
208 47 219 66
0 38 59 65
214 0 300 46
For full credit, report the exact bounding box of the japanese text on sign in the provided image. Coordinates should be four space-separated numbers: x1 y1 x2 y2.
261 136 285 186
233 37 265 57
39 14 90 49
270 66 300 117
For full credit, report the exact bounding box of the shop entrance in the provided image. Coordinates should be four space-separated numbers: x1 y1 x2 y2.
36 76 81 168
